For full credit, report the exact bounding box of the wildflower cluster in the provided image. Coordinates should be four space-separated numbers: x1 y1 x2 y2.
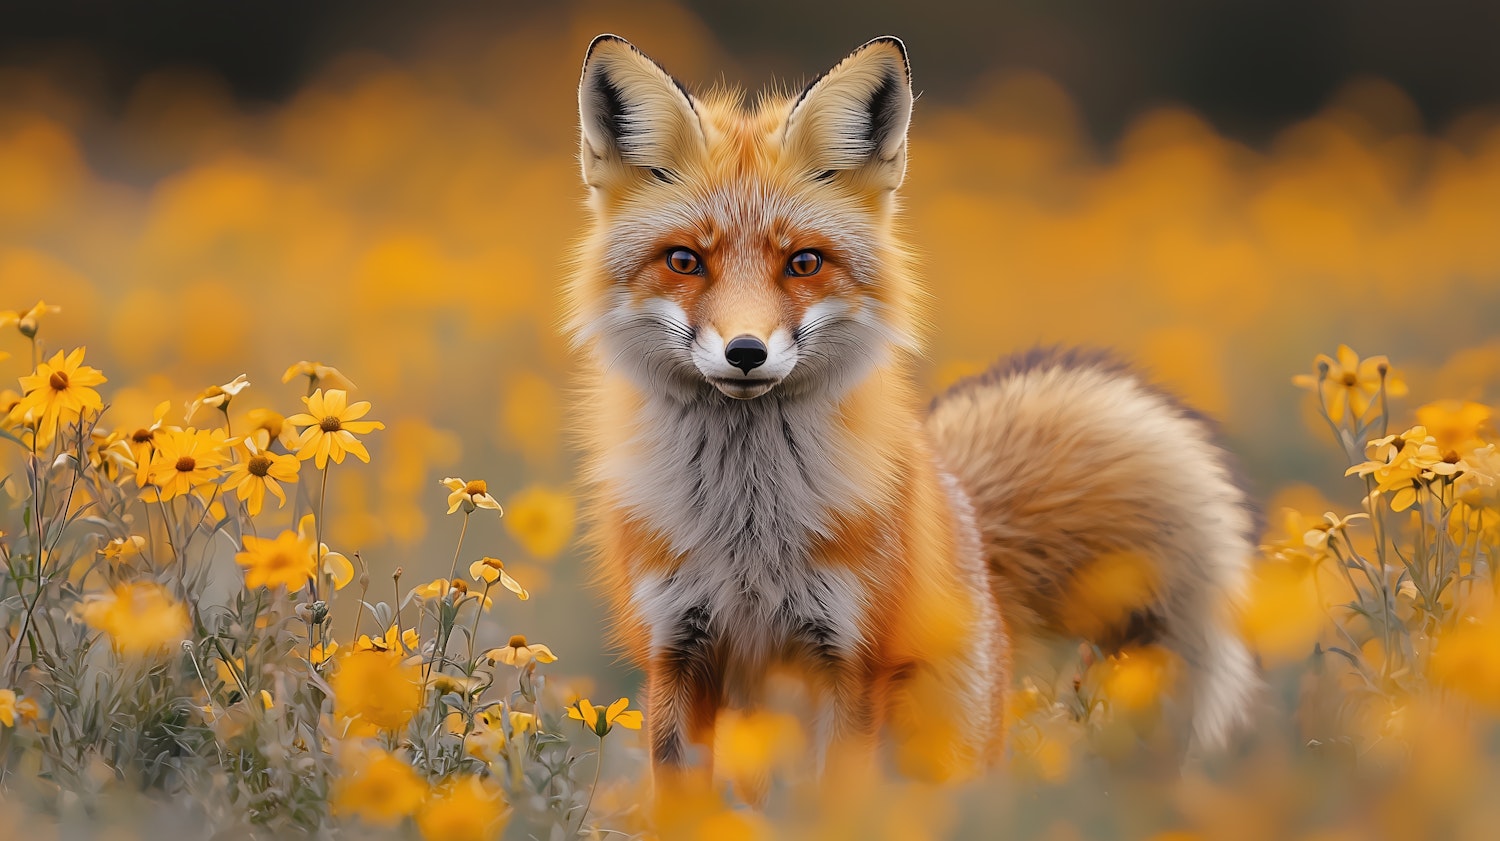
0 303 623 838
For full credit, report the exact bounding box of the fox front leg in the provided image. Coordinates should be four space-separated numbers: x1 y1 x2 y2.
647 605 721 776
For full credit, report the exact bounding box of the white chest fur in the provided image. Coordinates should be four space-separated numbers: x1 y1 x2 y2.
605 391 874 689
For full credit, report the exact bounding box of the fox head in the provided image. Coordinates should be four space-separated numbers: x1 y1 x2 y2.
567 35 923 402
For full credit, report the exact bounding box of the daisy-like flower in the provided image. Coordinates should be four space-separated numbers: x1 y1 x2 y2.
99 535 147 563
354 624 419 654
224 439 300 516
1347 425 1476 511
469 557 528 600
144 427 234 502
78 582 190 655
295 514 354 590
309 639 339 665
567 697 643 738
88 428 136 482
0 689 17 727
244 407 298 450
185 374 251 423
235 530 317 591
441 477 503 515
483 634 556 668
1292 345 1407 424
17 347 107 437
504 485 576 559
330 748 426 825
1415 400 1493 455
411 577 452 601
282 361 356 392
414 775 508 841
0 300 61 338
286 389 384 469
126 401 175 487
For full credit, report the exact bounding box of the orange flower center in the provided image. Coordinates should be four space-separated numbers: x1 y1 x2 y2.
319 416 342 432
1340 372 1358 387
508 634 527 648
175 456 196 473
49 371 69 391
131 429 153 444
248 455 273 477
465 480 488 496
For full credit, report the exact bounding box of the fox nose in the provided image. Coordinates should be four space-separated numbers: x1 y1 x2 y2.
724 335 768 374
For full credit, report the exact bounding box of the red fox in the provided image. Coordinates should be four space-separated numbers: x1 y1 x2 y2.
567 34 1258 782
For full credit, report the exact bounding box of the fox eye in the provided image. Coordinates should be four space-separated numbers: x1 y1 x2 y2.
666 248 702 275
787 250 822 277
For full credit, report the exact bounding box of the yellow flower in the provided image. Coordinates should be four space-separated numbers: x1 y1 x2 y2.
1100 646 1177 712
1347 425 1473 511
330 749 427 826
484 634 556 668
468 557 528 601
99 535 147 563
286 389 384 469
235 530 317 591
504 485 576 560
451 707 536 757
429 673 483 697
1431 613 1500 711
1416 400 1493 455
714 709 805 786
309 639 339 665
184 373 250 423
440 477 503 515
1293 345 1406 424
87 428 136 481
259 690 274 710
79 582 190 655
0 689 16 727
415 775 508 841
144 427 234 502
354 624 419 654
1238 561 1324 665
331 650 424 731
282 361 357 392
17 347 107 437
411 578 452 601
567 696 643 738
244 407 299 450
296 514 354 591
0 300 61 338
125 401 175 487
224 439 300 516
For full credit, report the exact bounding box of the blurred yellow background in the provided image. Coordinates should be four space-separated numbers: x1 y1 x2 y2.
3 0 1500 696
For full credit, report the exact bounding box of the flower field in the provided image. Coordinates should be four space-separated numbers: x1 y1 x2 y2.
4 5 1500 839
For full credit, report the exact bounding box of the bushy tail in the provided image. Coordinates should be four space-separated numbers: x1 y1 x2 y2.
925 348 1260 750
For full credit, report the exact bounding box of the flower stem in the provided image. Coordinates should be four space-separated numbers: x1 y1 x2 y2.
577 735 605 835
448 511 470 582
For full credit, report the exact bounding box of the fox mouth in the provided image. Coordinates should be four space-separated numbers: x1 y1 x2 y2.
706 376 779 400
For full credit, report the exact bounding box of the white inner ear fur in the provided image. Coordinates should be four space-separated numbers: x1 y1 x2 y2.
782 38 913 189
578 36 705 186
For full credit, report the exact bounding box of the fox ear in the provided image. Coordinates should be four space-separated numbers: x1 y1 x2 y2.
783 37 913 191
578 35 704 189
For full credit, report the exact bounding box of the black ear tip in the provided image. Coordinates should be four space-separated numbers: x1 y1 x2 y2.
584 34 633 66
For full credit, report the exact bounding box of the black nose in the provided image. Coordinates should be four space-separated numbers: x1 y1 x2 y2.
724 335 768 373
